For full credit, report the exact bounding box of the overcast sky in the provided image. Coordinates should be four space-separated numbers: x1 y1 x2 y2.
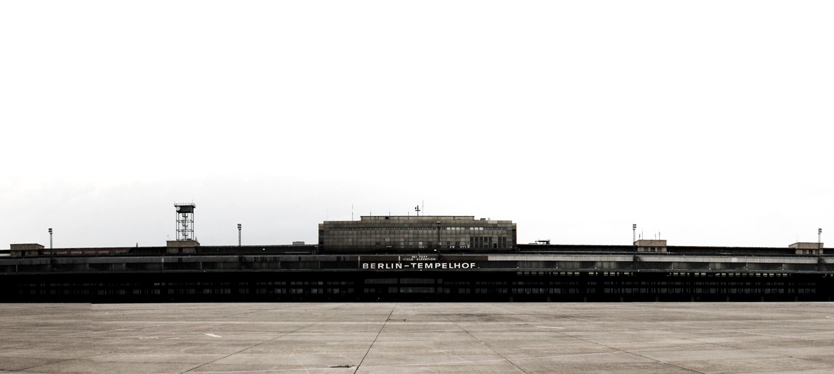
2 1 832 249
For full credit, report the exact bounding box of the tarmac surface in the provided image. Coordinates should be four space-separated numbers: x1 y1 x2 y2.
1 302 834 373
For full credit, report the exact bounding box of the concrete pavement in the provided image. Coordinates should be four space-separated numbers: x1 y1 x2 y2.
1 302 834 373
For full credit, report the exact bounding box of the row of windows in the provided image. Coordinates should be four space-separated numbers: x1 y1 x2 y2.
19 287 820 296
324 239 511 249
601 288 816 294
328 227 510 232
253 288 355 294
16 272 810 292
518 272 802 277
359 287 819 295
252 281 352 286
324 234 508 238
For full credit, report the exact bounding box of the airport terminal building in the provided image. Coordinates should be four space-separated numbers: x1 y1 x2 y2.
2 212 833 303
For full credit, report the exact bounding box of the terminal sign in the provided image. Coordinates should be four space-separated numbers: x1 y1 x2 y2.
361 262 477 270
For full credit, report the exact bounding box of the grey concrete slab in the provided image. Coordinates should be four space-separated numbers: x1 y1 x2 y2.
1 303 834 373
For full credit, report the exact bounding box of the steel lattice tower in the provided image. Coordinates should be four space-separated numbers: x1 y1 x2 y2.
174 203 196 241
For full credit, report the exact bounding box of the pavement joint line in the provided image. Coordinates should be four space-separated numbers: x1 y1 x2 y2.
64 323 166 338
177 365 377 374
555 331 707 374
434 306 529 374
217 305 329 320
350 357 511 370
352 303 397 374
219 309 281 319
728 329 825 341
694 329 834 371
789 355 834 369
5 322 169 372
179 322 318 374
13 352 116 373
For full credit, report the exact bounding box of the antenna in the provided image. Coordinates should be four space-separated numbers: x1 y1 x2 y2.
415 205 421 217
238 223 242 247
632 224 636 243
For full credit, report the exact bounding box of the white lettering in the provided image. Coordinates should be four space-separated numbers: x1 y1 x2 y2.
361 261 477 270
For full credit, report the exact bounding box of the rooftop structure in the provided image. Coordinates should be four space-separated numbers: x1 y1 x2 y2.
635 239 667 253
9 243 44 257
790 242 824 255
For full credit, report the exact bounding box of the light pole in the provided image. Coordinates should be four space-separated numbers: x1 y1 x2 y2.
238 224 242 247
819 228 822 250
47 228 53 268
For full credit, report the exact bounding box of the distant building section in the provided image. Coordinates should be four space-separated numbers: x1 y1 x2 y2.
635 239 667 253
318 216 517 253
10 244 44 257
790 242 824 255
166 240 199 254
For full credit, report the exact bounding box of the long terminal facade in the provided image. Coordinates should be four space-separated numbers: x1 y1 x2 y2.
2 214 832 302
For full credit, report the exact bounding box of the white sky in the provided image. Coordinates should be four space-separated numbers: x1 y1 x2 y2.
2 1 832 249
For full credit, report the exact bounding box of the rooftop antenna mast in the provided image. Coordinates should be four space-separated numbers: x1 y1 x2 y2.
415 205 421 217
174 203 196 241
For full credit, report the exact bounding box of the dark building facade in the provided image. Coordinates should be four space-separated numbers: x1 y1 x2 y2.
2 252 834 303
3 215 832 303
